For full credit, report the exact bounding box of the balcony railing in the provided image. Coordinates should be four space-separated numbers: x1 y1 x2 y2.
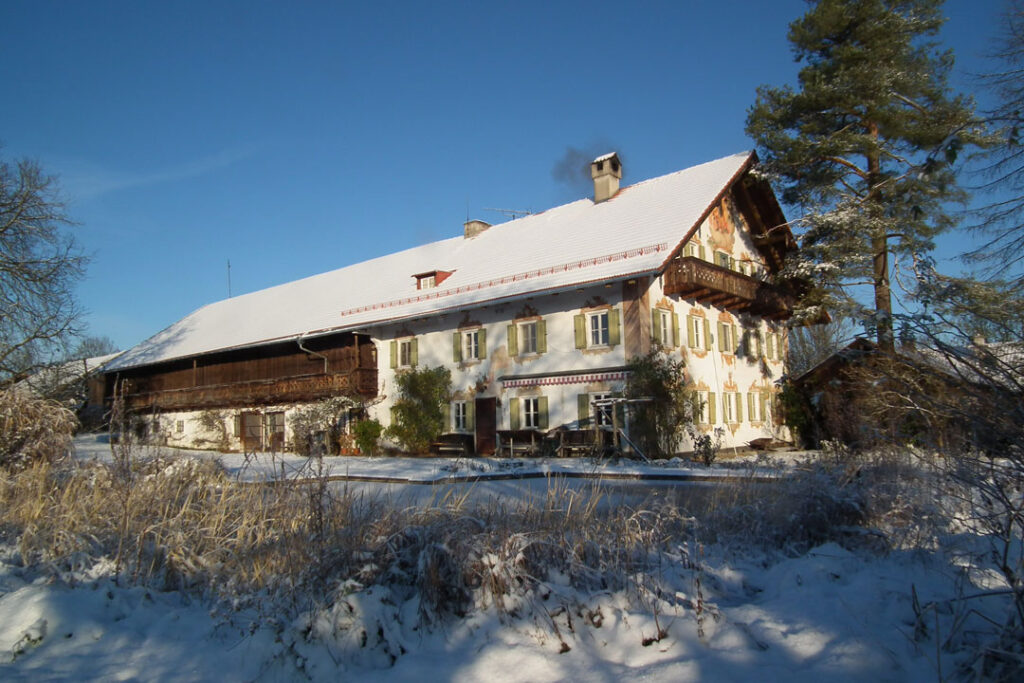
122 368 378 411
663 256 793 319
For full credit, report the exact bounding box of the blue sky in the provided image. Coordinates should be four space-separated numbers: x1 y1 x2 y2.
0 0 1003 351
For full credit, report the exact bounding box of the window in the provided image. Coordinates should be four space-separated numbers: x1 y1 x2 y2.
175 420 184 434
453 329 486 362
590 311 609 346
508 319 546 356
420 274 436 289
523 397 540 429
747 392 762 422
652 308 676 348
591 393 613 427
716 251 731 268
391 337 418 368
722 392 742 424
520 321 537 354
511 396 548 430
695 391 710 424
453 401 467 431
687 315 708 350
575 309 620 349
718 323 734 354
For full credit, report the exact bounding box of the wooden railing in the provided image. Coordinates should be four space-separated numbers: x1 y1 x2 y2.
663 257 793 319
122 367 378 411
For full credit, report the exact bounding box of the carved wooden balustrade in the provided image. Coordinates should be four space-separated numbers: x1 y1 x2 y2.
663 256 793 320
122 367 378 411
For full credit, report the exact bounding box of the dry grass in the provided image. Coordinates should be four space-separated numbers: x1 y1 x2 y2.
0 450 696 633
0 388 77 470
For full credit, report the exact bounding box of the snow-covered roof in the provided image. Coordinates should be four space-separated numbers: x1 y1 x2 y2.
108 152 754 371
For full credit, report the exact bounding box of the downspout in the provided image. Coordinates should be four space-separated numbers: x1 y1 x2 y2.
297 335 329 374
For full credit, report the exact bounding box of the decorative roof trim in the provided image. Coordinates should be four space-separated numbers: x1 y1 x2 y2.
339 242 671 319
500 367 629 389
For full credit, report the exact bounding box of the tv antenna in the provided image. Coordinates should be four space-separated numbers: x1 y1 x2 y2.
484 207 532 220
227 259 232 298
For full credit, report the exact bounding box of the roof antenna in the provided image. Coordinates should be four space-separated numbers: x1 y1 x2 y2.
227 259 232 298
484 207 533 220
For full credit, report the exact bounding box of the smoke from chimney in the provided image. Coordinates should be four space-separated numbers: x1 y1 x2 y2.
552 143 625 197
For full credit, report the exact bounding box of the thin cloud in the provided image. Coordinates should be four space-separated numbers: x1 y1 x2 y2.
57 145 257 202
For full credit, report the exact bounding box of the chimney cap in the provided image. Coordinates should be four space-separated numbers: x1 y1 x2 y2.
591 152 622 178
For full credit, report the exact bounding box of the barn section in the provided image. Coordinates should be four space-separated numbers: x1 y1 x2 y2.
105 331 377 413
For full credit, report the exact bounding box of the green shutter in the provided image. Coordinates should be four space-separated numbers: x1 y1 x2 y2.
477 328 487 359
537 319 547 354
718 322 727 352
733 325 740 354
538 396 548 430
233 414 241 437
761 392 769 423
766 333 774 360
453 332 462 363
609 308 621 347
687 315 696 348
756 332 763 358
390 340 398 369
651 309 662 345
748 392 756 421
574 314 586 349
704 319 712 350
699 245 706 261
410 338 418 366
735 393 743 422
443 403 452 432
466 400 475 431
509 398 520 430
578 394 590 423
672 312 680 348
507 324 518 356
708 392 716 424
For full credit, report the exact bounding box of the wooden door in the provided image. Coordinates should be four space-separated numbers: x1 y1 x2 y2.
474 397 497 455
241 412 263 451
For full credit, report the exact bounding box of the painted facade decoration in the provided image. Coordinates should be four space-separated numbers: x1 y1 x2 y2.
102 152 797 455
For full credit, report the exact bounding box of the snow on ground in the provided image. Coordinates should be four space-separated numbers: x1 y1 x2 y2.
0 436 1005 681
0 539 971 682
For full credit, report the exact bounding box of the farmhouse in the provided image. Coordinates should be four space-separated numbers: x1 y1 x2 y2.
102 151 798 455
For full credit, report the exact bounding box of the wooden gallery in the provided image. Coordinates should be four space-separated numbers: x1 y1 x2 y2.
103 152 797 455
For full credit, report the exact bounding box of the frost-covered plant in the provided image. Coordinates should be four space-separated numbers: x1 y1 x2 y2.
0 387 77 470
290 396 357 455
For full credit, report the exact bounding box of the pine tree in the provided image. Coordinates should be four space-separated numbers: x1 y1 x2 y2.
746 0 986 351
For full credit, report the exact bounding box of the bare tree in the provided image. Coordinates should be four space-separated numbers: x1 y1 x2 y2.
0 152 87 381
786 317 857 377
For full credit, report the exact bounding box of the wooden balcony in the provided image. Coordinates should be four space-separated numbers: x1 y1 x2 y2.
122 368 378 412
663 256 793 320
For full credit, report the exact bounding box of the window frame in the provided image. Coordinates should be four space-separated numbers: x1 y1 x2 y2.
453 400 467 432
519 320 538 355
588 310 610 347
522 397 541 430
398 338 414 368
463 329 479 360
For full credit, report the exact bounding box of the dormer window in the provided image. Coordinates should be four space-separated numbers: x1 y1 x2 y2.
413 270 453 290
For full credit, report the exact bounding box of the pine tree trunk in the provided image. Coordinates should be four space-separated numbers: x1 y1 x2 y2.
867 122 894 352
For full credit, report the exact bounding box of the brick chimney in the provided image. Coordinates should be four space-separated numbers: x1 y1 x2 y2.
591 152 622 203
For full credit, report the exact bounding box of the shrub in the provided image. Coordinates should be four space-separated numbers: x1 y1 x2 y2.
0 388 77 470
352 418 383 456
385 366 451 453
625 350 694 459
